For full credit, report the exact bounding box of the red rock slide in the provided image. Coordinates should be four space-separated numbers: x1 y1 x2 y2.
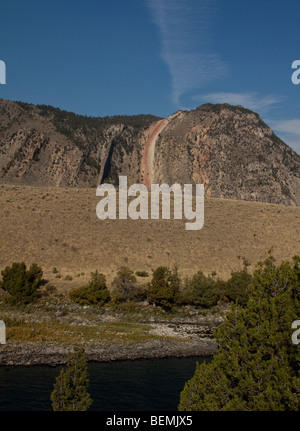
140 118 168 188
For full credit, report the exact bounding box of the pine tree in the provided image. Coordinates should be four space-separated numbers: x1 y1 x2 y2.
148 266 180 310
51 347 93 411
111 266 137 302
183 270 219 308
69 271 110 306
0 262 43 304
179 254 300 411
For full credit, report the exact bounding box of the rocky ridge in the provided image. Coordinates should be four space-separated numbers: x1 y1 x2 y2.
0 99 299 206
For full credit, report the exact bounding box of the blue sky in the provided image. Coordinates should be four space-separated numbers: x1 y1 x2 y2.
0 0 299 153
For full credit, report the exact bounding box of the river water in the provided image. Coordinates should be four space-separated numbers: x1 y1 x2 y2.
0 356 211 411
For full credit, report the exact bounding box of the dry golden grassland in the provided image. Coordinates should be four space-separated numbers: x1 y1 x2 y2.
0 184 299 292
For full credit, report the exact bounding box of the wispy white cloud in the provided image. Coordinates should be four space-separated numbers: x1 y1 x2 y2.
267 119 300 154
193 92 283 113
269 119 300 137
147 0 226 105
280 137 300 155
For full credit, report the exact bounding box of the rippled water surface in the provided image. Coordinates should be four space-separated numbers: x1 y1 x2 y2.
0 356 212 411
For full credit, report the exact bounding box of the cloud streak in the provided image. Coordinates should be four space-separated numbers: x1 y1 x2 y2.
147 0 226 105
268 119 300 154
269 119 300 138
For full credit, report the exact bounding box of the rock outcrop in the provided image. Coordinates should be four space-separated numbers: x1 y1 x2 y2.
0 99 299 206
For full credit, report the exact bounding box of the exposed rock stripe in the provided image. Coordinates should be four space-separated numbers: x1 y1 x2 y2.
141 118 169 188
140 112 183 188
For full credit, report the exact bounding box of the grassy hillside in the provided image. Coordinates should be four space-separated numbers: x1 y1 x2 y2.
0 184 299 291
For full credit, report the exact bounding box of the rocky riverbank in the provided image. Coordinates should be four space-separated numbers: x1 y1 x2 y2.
0 299 223 366
0 337 217 366
0 320 219 366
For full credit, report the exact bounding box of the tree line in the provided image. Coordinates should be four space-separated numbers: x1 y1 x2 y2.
51 253 300 411
69 264 255 311
0 260 254 310
1 253 299 410
179 254 300 410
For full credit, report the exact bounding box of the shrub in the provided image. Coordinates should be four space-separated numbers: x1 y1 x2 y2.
0 262 43 304
147 266 181 310
183 271 219 308
135 271 149 278
111 267 137 303
41 284 57 297
69 271 110 306
224 268 253 306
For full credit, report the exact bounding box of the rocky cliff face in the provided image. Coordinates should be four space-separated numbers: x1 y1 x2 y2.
0 99 158 188
152 104 300 206
0 99 299 206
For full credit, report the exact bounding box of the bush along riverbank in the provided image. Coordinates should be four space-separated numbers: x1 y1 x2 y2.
2 254 295 366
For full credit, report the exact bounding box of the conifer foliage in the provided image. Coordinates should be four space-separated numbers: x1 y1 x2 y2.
51 347 93 411
179 255 300 411
0 262 43 304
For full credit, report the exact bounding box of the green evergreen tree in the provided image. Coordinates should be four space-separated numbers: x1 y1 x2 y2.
111 266 137 302
51 347 93 411
183 270 219 308
69 270 110 305
148 266 180 310
0 262 43 304
224 267 253 306
179 255 300 411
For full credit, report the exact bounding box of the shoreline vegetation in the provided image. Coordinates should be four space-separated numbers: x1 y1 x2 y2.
0 254 298 367
0 296 221 366
0 255 253 366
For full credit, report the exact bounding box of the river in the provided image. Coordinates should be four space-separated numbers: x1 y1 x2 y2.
0 356 212 411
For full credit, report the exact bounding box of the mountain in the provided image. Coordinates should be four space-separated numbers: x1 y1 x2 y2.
150 105 300 206
0 99 160 188
0 99 299 206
